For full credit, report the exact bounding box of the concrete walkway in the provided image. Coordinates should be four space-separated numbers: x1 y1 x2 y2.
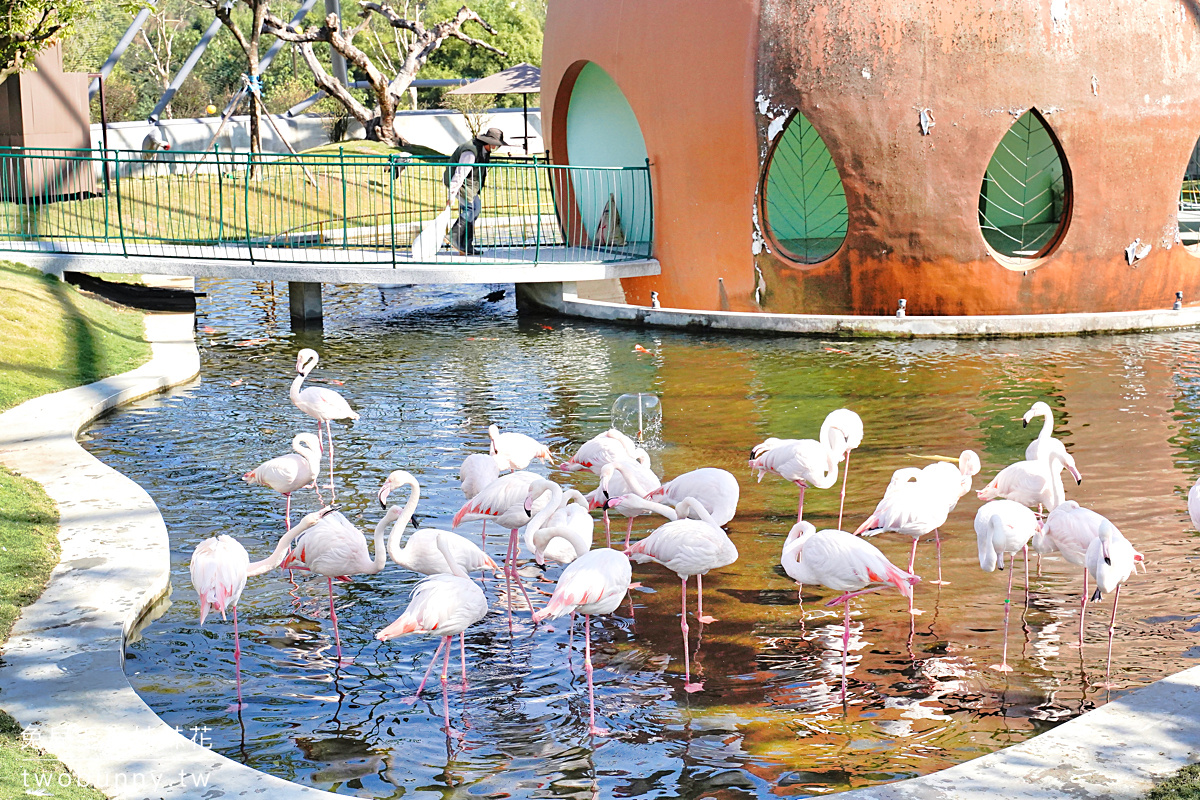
0 310 1196 798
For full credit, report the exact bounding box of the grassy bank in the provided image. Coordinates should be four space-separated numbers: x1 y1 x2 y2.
0 259 149 798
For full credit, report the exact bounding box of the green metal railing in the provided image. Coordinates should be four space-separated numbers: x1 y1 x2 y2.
0 147 654 266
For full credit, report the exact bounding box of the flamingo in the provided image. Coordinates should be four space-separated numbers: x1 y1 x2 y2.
645 467 740 527
279 506 389 664
1188 477 1200 531
918 450 982 512
243 433 322 528
532 548 632 736
190 508 334 709
377 469 499 577
854 467 949 607
453 470 544 625
1086 520 1141 687
376 532 489 739
291 349 359 502
976 448 1082 513
592 493 679 549
523 479 594 566
780 521 918 702
1023 401 1071 464
459 452 502 549
626 498 738 692
590 459 661 546
974 499 1041 672
560 428 649 475
820 408 864 529
488 424 555 471
749 425 845 523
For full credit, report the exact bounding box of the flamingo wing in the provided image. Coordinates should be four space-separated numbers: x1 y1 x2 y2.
189 535 249 623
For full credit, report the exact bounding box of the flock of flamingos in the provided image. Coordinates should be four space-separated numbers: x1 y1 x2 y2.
189 348 1159 739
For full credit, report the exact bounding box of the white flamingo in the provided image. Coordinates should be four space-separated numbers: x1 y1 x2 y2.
1023 401 1073 465
854 467 949 607
459 452 502 549
593 459 661 546
593 493 679 550
488 424 555 471
821 408 864 529
532 548 632 736
190 508 333 709
976 449 1082 512
749 425 845 523
645 467 740 527
625 499 738 692
291 349 358 502
1188 477 1200 532
918 450 982 512
377 469 499 577
243 433 322 528
1086 520 1141 687
376 532 488 739
975 499 1041 672
560 428 649 475
523 479 594 566
781 522 918 702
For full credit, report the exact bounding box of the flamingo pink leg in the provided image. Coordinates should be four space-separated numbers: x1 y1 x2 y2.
795 482 808 523
459 633 468 692
506 529 535 620
408 638 445 701
322 420 337 503
681 578 703 693
840 598 851 702
327 577 344 665
603 509 612 548
584 614 608 736
906 538 924 615
837 451 851 531
229 605 245 712
1102 585 1121 689
696 573 716 624
929 528 950 586
440 637 462 739
989 552 1017 673
624 517 635 549
284 494 293 531
503 530 515 630
1078 567 1090 648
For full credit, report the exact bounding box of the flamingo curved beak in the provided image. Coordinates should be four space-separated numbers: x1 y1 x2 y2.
378 482 392 508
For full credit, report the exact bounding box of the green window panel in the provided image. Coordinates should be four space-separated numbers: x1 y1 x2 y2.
978 109 1069 260
762 111 847 264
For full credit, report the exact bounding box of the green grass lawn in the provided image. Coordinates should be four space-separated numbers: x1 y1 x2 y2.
1149 764 1200 799
0 259 150 798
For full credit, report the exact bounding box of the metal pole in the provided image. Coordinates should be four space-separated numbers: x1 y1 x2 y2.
324 0 349 87
148 4 233 123
90 4 157 100
522 93 529 154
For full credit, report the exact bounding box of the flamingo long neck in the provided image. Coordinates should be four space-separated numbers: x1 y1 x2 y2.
525 481 563 541
436 532 469 578
631 496 678 519
248 514 317 576
289 370 307 407
1038 409 1054 443
385 477 421 566
614 460 654 496
563 489 589 511
533 522 590 561
677 497 717 527
297 440 321 473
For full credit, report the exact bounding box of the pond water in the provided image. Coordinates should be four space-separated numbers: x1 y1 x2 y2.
83 279 1200 798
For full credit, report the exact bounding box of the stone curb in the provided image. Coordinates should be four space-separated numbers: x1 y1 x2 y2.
0 312 339 799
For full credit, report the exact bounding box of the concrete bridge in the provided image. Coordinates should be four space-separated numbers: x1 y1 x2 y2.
0 146 659 325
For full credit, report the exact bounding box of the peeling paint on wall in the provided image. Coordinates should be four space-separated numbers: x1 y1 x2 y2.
767 115 787 140
1051 0 1070 34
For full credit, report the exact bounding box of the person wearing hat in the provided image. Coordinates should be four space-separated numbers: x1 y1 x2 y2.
444 127 508 255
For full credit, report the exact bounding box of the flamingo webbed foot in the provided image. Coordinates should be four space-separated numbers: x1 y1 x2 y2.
988 663 1013 673
908 607 925 616
446 726 464 740
588 725 610 737
683 681 704 693
697 614 717 624
628 581 644 590
928 580 951 586
225 702 248 713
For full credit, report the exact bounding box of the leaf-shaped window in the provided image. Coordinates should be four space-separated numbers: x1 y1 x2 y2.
1179 136 1200 255
761 111 847 264
978 109 1071 263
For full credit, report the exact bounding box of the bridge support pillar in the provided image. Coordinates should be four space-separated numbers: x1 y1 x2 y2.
289 282 323 328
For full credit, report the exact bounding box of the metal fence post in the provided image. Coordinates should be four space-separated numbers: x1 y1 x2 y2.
645 158 654 259
340 146 347 250
114 149 127 257
533 158 542 265
388 155 396 267
216 146 225 243
244 149 254 263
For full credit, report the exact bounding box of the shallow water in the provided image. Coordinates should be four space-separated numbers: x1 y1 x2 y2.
82 279 1200 798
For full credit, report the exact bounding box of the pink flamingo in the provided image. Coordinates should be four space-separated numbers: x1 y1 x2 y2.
749 426 844 523
560 428 648 475
780 521 918 702
975 499 1041 672
532 547 632 736
376 533 489 739
1040 500 1107 647
523 479 594 566
918 450 982 512
488 424 556 471
190 508 334 709
453 470 543 626
645 467 740 527
243 432 322 528
279 506 390 664
591 493 678 550
626 498 738 692
459 452 502 549
977 449 1082 512
820 409 864 529
594 459 661 546
855 467 950 603
1085 520 1141 688
378 469 499 577
1023 401 1072 464
291 349 358 503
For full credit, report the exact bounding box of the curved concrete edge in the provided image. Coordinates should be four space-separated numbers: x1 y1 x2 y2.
517 281 1200 338
0 313 341 799
834 665 1200 798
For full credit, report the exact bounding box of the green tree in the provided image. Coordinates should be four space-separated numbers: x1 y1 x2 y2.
421 0 540 108
0 0 89 82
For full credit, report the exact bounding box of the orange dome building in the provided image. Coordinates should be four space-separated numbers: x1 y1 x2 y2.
537 0 1200 318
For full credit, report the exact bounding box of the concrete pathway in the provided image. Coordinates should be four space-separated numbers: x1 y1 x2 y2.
0 309 1196 799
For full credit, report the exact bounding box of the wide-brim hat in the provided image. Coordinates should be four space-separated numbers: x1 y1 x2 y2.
476 128 509 147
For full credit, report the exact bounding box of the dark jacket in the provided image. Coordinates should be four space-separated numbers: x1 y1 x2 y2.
443 138 492 191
